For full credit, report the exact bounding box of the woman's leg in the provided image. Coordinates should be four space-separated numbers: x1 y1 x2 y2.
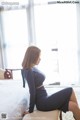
68 90 80 120
69 90 79 105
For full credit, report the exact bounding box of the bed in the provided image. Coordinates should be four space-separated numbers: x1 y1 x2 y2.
0 79 30 120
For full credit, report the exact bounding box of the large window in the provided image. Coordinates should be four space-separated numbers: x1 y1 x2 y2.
1 9 28 69
1 9 28 79
34 3 79 85
0 1 79 84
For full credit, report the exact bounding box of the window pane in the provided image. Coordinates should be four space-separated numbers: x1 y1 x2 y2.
34 4 78 85
1 9 28 71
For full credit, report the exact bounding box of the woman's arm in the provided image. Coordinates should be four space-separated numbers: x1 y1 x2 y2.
25 69 36 113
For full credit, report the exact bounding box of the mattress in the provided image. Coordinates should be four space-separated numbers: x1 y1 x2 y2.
0 79 30 120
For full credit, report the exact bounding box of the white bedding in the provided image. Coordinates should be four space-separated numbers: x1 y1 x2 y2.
0 79 30 120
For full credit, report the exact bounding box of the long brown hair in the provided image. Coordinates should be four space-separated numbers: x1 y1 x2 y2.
22 46 41 69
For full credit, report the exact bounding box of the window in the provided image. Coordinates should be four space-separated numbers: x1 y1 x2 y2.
0 1 79 84
1 9 28 79
34 3 79 85
1 9 28 68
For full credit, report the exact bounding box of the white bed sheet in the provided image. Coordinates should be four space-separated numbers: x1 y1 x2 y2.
0 79 30 120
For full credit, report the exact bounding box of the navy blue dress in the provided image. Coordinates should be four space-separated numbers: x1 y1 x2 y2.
21 67 72 113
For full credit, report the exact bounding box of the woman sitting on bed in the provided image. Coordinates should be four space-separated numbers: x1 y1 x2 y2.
21 46 80 120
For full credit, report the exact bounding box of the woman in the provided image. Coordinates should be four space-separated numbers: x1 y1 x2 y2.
21 46 80 120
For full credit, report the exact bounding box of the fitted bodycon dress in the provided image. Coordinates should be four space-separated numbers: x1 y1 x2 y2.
21 67 72 113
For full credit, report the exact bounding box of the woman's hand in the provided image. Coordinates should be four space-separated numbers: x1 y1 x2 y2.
22 110 29 117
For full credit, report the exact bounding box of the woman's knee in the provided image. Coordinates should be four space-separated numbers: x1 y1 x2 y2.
68 101 79 112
